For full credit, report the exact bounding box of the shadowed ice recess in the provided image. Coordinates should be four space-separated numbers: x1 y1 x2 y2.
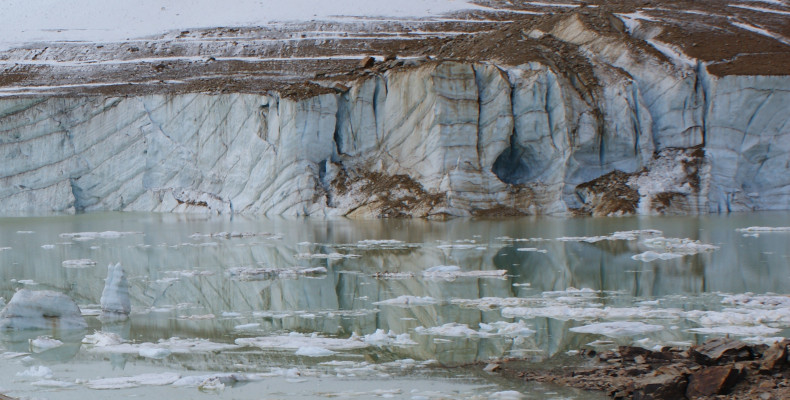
1 212 790 398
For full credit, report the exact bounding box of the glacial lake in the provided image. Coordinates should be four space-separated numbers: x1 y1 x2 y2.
2 212 790 399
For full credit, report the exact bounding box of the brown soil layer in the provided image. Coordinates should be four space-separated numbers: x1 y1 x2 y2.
500 338 790 399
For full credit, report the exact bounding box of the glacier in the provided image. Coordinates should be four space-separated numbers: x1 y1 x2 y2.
0 7 788 218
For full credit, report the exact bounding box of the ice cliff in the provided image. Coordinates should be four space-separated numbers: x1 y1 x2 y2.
0 4 788 217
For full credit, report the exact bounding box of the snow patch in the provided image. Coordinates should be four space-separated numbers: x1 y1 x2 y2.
729 4 790 15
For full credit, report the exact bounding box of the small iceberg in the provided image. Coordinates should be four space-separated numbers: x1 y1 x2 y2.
100 263 131 319
0 289 86 330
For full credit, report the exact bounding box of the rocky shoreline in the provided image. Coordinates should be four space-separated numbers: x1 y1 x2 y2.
499 338 790 399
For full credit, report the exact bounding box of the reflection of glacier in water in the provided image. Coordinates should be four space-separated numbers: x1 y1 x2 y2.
1 212 790 398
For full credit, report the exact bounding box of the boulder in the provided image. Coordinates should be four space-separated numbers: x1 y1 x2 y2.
358 56 375 68
686 365 744 397
690 338 753 365
632 372 688 400
0 290 86 330
760 341 789 372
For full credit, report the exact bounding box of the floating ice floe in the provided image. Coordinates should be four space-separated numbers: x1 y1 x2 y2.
478 321 535 337
452 297 539 309
437 243 481 250
355 239 410 249
295 346 336 357
83 331 124 346
742 336 788 345
30 336 64 352
497 236 547 242
557 230 662 243
630 236 719 261
59 231 142 240
100 263 131 318
422 265 507 280
86 372 181 389
415 322 479 337
296 252 360 259
177 313 215 320
498 290 790 341
631 251 685 262
0 289 86 330
233 323 260 331
721 293 790 308
0 246 10 251
83 336 238 355
501 305 678 321
516 247 548 253
736 226 790 233
226 266 327 280
164 270 215 277
139 347 172 359
1 351 29 359
490 391 524 400
373 295 438 306
541 287 598 297
569 321 664 337
17 365 53 379
173 373 249 388
687 325 781 336
235 332 368 351
362 329 417 346
371 271 414 279
641 237 719 254
415 321 535 338
62 259 97 268
32 379 76 388
189 231 282 239
41 244 55 249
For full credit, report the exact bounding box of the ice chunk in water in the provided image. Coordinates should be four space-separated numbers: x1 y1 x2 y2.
17 365 53 379
139 347 172 359
569 321 664 337
100 263 131 318
30 336 63 352
83 331 124 347
295 346 336 357
490 391 524 400
62 259 97 268
0 289 86 330
373 296 438 306
632 251 684 262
